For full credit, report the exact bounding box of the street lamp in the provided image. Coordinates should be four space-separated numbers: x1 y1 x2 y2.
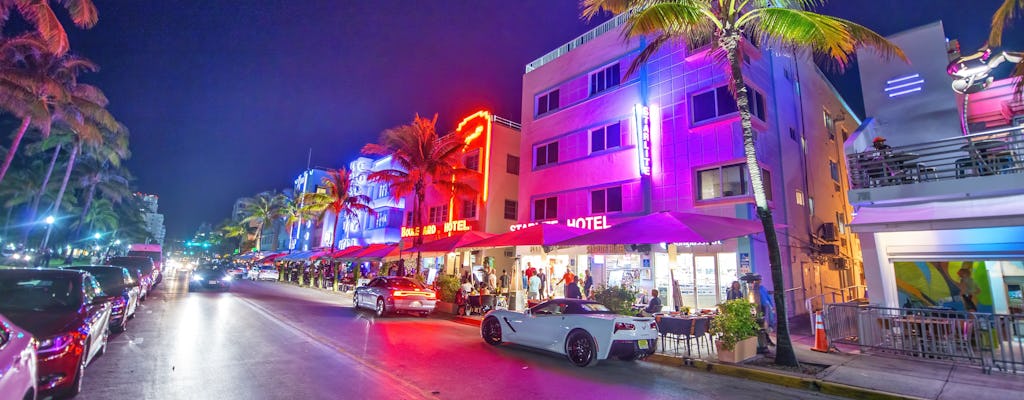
39 215 56 254
93 233 101 240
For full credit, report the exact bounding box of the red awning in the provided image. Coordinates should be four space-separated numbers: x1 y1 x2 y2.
256 252 287 264
459 224 590 248
555 211 768 246
406 231 495 254
353 243 401 260
330 245 365 259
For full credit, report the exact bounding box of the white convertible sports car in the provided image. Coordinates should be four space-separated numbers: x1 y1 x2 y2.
481 299 659 367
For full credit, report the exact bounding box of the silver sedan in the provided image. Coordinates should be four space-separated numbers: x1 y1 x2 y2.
354 277 437 317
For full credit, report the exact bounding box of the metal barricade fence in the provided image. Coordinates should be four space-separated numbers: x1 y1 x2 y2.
822 304 1024 374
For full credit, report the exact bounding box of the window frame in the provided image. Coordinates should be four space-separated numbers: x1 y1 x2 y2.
462 199 477 220
504 200 518 220
534 141 559 168
696 163 773 201
691 84 767 125
536 89 561 116
506 154 520 175
589 63 621 96
589 122 622 153
591 186 623 214
533 196 557 221
465 152 480 171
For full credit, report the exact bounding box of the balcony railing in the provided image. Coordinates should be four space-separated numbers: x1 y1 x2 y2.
525 11 634 73
847 126 1024 190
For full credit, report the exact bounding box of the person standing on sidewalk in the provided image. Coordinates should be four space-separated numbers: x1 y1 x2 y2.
528 273 541 301
582 269 593 300
957 267 980 312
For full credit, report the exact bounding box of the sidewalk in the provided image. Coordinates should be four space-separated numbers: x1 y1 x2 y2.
438 313 1024 400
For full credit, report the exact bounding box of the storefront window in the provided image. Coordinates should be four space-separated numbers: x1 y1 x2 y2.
717 252 738 303
695 256 718 310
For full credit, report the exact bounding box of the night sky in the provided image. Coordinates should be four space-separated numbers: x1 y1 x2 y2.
64 0 1011 238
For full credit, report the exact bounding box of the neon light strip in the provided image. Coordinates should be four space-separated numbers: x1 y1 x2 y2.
886 74 920 84
884 79 924 91
887 87 922 97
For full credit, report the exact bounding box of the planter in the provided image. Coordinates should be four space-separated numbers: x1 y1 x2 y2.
716 336 758 363
434 301 458 315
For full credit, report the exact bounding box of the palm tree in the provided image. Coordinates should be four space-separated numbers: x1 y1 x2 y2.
21 130 72 242
989 0 1024 97
582 0 905 366
278 190 315 251
78 197 117 234
299 168 374 289
71 159 130 239
239 191 285 252
0 0 99 55
362 114 477 273
218 220 249 255
0 35 61 185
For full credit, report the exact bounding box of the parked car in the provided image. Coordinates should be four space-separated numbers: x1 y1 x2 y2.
480 299 659 367
106 256 157 299
127 244 162 285
0 269 112 398
189 265 233 291
353 277 437 317
64 266 140 333
0 312 37 400
247 265 279 281
225 264 246 280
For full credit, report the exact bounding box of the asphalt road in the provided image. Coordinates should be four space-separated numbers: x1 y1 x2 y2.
73 271 842 400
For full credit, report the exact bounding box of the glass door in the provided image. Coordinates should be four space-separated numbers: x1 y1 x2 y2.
695 255 717 310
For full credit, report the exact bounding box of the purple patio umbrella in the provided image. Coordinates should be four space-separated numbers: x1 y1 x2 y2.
554 211 769 246
457 223 591 248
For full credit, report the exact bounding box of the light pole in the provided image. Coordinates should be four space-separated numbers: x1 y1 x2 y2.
39 215 56 253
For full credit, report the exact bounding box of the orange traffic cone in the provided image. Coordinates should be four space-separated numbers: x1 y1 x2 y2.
811 311 830 353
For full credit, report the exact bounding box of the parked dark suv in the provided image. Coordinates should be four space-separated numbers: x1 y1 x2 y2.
106 256 157 300
0 268 112 398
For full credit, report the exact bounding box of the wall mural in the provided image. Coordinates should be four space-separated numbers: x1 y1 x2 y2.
894 261 993 313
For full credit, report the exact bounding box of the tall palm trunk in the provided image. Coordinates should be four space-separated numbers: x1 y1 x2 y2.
41 139 79 250
255 222 264 252
331 210 342 290
723 33 797 367
0 117 32 186
73 182 98 239
22 142 62 244
413 182 425 275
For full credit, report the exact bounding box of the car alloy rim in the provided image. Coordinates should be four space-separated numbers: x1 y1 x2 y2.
569 335 592 365
376 299 384 315
485 319 500 341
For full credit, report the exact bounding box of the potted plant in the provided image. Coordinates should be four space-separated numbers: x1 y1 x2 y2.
589 285 637 315
433 274 461 314
710 299 760 363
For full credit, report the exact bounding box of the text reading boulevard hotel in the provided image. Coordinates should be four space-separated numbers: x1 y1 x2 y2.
518 15 863 316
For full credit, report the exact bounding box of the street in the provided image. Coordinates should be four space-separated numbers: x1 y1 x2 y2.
75 272 842 400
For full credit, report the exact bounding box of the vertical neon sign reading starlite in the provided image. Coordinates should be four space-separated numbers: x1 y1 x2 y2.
633 104 652 176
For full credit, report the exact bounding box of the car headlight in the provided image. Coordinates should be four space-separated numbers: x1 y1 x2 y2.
38 333 75 354
192 274 203 281
222 276 232 281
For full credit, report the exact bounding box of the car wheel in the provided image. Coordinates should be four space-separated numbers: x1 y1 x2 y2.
374 297 386 317
64 350 87 398
482 317 502 345
419 312 429 318
22 388 34 400
565 330 599 367
112 319 126 333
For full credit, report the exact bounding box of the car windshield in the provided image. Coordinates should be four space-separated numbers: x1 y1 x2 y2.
575 302 614 314
107 257 154 275
0 275 80 311
388 278 424 289
195 267 227 277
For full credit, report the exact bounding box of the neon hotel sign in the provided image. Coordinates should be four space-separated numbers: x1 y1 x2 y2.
401 219 471 238
508 215 611 232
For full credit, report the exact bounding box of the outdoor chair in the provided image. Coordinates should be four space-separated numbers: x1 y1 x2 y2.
657 317 694 355
691 318 712 357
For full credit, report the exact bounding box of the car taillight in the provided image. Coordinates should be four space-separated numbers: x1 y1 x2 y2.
650 322 658 329
614 322 636 333
37 333 78 354
394 291 434 298
112 296 127 309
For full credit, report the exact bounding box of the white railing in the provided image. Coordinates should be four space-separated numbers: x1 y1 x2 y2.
525 11 634 73
491 115 521 130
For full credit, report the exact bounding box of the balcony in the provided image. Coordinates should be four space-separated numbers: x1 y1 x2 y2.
525 11 633 73
846 126 1024 206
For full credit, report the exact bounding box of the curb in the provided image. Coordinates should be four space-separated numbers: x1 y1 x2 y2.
644 354 923 400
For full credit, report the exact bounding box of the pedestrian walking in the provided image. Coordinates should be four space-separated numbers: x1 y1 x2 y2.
582 269 593 299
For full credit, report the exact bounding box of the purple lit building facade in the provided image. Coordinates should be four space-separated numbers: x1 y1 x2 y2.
519 16 862 316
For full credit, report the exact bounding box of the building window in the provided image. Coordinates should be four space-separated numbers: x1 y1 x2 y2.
836 212 847 234
591 186 623 214
824 111 836 141
536 89 560 116
405 211 414 226
533 197 557 221
506 154 520 175
829 160 840 182
795 190 805 206
428 205 449 224
465 153 480 171
692 85 766 124
504 200 517 220
534 141 559 167
462 199 477 219
697 164 772 200
589 63 621 96
375 212 388 229
590 122 622 153
377 184 390 199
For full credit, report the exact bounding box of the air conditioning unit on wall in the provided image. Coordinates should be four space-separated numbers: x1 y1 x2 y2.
818 244 840 255
820 223 837 242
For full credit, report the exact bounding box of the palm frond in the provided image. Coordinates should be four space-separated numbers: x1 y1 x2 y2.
14 0 70 54
754 8 906 71
990 0 1024 47
56 0 99 29
581 0 636 21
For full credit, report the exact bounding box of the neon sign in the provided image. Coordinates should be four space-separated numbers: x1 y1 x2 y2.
401 219 472 238
509 215 611 231
633 104 653 176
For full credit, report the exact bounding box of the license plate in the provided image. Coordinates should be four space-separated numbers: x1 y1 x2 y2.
209 281 218 284
411 301 422 307
638 340 649 350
